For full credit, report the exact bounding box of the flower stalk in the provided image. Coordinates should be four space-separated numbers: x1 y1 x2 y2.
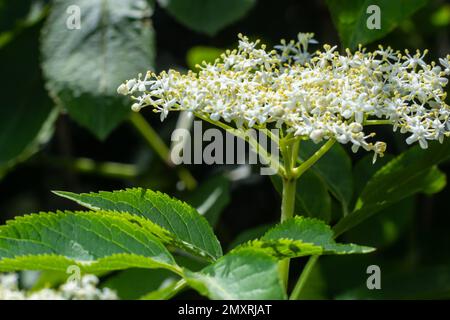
118 32 450 298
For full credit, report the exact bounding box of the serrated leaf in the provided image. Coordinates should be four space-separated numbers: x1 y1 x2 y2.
334 141 450 237
162 0 256 36
236 217 373 259
54 188 223 261
185 249 286 300
326 0 427 49
41 0 156 139
0 211 180 274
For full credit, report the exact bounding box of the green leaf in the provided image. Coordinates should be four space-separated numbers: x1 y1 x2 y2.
333 141 450 237
186 46 223 70
236 217 374 259
41 0 156 139
185 249 287 300
54 188 223 261
0 0 48 48
0 211 180 274
0 21 56 178
271 172 332 222
161 0 256 36
186 174 231 227
326 0 427 49
298 141 353 215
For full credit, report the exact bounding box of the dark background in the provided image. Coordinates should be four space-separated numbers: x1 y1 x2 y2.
1 0 449 299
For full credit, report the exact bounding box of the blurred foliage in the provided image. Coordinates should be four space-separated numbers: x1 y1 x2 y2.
0 19 56 178
161 0 256 36
41 0 156 139
0 0 450 299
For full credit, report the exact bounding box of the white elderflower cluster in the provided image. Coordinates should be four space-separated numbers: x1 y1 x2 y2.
0 273 117 300
118 33 450 160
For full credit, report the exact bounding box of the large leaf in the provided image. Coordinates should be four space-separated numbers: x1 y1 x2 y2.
333 141 450 237
271 172 332 222
185 249 286 300
298 141 353 215
54 188 223 261
41 0 156 139
326 0 427 49
161 0 256 36
236 217 373 259
0 211 180 274
0 21 56 178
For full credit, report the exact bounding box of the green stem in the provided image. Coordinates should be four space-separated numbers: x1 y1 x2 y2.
170 278 188 296
277 138 334 295
129 112 197 190
289 255 319 300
